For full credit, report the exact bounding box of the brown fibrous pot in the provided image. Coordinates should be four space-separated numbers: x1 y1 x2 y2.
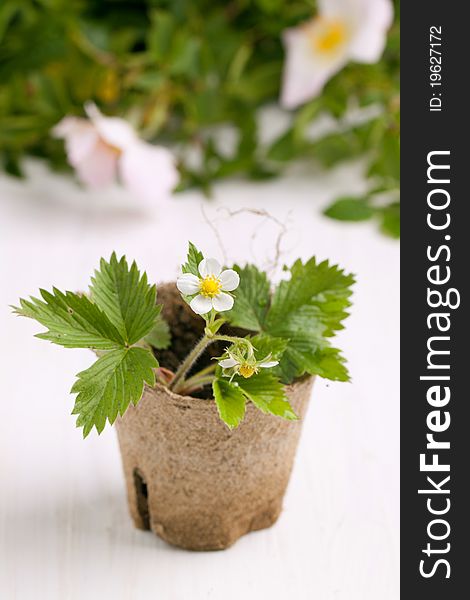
115 284 314 551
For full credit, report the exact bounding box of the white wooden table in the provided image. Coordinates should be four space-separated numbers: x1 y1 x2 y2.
0 159 399 599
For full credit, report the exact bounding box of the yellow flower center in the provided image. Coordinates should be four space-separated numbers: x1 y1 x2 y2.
239 365 256 378
309 18 347 54
200 275 222 297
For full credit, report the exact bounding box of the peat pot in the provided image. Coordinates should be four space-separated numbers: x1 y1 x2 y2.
115 284 314 551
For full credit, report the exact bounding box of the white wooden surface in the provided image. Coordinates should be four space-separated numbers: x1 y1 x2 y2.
0 159 399 599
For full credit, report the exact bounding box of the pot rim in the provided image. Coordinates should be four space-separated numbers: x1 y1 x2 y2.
147 375 314 409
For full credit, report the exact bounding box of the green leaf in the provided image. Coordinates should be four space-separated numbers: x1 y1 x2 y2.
237 371 297 420
90 253 160 345
14 254 164 436
223 258 354 384
380 202 400 238
313 131 363 167
307 347 350 382
2 149 23 177
212 378 246 429
182 241 204 277
148 10 175 60
250 333 288 361
169 34 201 76
268 305 328 382
225 264 270 331
267 130 301 162
145 313 171 349
266 258 354 329
324 196 375 222
72 347 157 437
368 129 400 183
264 258 354 383
272 346 308 384
14 289 124 349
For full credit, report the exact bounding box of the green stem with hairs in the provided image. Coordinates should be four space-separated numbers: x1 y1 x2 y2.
175 363 216 394
168 335 212 391
168 333 252 392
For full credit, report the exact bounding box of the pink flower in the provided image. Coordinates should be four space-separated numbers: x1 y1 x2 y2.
53 103 179 203
281 0 393 109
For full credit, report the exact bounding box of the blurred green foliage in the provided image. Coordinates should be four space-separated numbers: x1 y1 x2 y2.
0 0 399 235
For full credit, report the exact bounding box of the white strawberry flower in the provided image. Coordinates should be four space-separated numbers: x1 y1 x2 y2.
53 102 179 204
218 352 279 379
176 258 240 315
219 356 279 379
280 0 393 109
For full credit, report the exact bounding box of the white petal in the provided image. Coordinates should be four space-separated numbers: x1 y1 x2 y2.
74 139 118 187
190 294 213 315
211 292 234 312
119 141 179 204
198 258 222 278
219 358 239 368
280 24 348 109
176 273 200 295
319 0 355 16
52 116 84 138
52 117 99 167
85 102 137 149
259 360 279 368
219 269 240 292
347 0 393 63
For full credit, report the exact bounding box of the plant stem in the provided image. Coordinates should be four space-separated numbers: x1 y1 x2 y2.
214 334 251 347
169 335 212 391
168 333 253 392
214 334 254 355
174 364 216 394
187 363 217 378
174 374 216 395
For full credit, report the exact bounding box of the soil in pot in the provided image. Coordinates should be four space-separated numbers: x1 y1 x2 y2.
116 283 314 551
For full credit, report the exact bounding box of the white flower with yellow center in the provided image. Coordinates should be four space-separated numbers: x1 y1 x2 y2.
280 0 393 109
218 354 279 379
176 258 240 315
